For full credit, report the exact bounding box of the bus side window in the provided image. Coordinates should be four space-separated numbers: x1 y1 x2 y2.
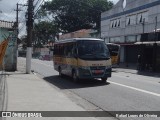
58 45 64 56
71 44 75 57
68 44 72 57
57 45 60 55
64 43 73 57
72 44 78 58
64 45 67 56
66 44 71 57
59 45 62 55
54 45 56 55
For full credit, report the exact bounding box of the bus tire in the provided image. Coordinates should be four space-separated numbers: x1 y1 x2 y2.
72 71 79 82
101 78 107 83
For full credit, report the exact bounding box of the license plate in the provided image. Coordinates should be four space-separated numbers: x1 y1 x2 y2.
93 70 104 74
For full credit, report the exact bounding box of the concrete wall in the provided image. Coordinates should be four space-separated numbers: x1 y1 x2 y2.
101 0 160 64
101 0 160 39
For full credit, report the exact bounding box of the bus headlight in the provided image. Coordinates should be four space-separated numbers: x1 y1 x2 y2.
106 65 112 69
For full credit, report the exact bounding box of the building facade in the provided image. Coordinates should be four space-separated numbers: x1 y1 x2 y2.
101 0 160 71
0 20 17 71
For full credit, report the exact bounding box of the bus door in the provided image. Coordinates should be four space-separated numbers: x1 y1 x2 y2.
69 43 78 76
64 43 77 76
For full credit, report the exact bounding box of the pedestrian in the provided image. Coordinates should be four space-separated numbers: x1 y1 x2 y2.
137 55 141 70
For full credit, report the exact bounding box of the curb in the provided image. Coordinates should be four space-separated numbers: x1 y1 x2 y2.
0 71 8 112
2 74 8 112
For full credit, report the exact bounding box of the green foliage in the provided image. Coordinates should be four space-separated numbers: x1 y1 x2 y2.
20 35 27 50
40 0 113 33
33 21 58 48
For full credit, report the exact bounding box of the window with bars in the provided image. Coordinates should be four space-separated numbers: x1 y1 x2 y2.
126 14 136 26
137 11 148 24
110 18 121 28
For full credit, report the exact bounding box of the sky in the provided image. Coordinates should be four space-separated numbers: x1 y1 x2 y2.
0 0 46 36
0 0 119 36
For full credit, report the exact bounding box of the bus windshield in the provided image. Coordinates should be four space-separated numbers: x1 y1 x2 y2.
78 40 110 60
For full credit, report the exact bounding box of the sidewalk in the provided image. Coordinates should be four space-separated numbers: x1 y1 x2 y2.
113 63 160 77
4 60 100 120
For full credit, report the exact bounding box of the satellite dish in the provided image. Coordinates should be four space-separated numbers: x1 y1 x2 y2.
123 0 127 9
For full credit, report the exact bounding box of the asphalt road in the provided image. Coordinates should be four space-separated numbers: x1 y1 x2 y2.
20 58 160 120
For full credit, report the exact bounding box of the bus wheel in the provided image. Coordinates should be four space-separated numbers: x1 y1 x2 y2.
101 78 107 83
72 71 79 82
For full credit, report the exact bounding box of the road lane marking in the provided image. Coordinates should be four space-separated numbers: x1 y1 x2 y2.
108 81 160 97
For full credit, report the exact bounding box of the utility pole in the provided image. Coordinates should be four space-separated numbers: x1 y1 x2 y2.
26 0 34 74
16 3 20 35
15 3 27 71
14 3 22 71
15 3 26 35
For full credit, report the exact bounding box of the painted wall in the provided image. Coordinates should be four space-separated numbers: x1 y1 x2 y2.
0 28 17 71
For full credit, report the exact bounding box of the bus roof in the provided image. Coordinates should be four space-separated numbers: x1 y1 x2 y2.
55 38 104 44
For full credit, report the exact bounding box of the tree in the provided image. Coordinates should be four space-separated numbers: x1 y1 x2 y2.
20 35 27 50
40 0 113 33
33 21 58 48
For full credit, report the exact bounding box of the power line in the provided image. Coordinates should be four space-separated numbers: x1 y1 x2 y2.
19 22 26 34
34 0 45 16
19 6 27 23
33 0 54 22
34 0 41 8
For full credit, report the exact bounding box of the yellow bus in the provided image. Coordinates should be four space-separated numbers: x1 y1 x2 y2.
106 43 120 66
53 38 112 82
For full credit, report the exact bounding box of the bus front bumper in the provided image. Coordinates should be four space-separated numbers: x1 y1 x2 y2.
78 68 112 79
